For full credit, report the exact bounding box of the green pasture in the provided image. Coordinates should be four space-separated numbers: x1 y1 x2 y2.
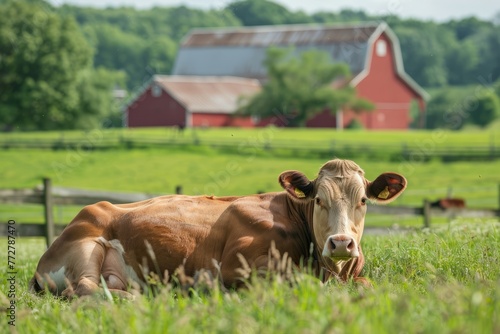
1 221 499 333
1 128 499 227
1 145 499 203
1 127 499 152
1 128 499 332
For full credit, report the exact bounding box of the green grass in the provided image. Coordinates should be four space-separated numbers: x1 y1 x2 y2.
1 127 499 163
1 126 499 143
1 128 499 332
1 127 499 228
2 221 499 333
1 147 499 202
1 145 499 227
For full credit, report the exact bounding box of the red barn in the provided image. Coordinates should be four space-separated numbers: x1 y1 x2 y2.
172 22 428 130
125 76 260 128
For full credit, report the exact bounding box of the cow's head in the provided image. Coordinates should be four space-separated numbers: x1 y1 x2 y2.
279 159 406 278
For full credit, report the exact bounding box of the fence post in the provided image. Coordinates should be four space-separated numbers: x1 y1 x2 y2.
498 183 500 211
175 185 183 195
43 178 55 247
423 199 431 228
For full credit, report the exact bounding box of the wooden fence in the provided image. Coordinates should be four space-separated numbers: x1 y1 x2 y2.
1 135 499 161
1 179 499 246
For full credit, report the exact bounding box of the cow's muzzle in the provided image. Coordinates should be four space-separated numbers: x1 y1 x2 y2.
322 234 359 258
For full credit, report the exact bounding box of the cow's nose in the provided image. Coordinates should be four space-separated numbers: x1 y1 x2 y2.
323 234 359 258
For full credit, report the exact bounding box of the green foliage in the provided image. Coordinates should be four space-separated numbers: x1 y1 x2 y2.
444 17 494 40
425 85 500 129
471 26 500 83
446 38 480 85
0 0 90 131
82 23 177 88
60 5 240 89
388 16 499 87
425 89 467 130
76 67 127 128
392 25 449 87
227 0 312 26
238 47 374 126
164 6 242 41
0 0 124 131
468 91 500 127
345 119 364 130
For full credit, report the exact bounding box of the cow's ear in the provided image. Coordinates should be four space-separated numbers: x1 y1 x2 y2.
366 172 407 204
279 170 314 200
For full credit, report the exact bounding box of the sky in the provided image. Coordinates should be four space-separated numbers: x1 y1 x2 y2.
49 0 500 22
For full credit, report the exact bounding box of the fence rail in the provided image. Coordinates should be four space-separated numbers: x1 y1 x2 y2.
1 135 499 161
1 179 499 246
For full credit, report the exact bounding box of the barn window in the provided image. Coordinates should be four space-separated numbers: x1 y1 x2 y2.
376 40 387 57
151 84 162 97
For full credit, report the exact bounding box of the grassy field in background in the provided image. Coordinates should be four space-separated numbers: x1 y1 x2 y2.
0 126 499 150
1 139 499 227
1 221 499 333
1 147 499 201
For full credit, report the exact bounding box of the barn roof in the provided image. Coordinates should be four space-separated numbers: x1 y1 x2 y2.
154 75 261 114
181 23 378 47
173 22 377 80
172 22 429 100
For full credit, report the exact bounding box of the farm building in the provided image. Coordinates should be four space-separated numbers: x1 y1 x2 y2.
170 22 429 130
124 76 260 128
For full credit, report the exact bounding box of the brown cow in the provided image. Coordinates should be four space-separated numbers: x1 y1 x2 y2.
29 159 406 297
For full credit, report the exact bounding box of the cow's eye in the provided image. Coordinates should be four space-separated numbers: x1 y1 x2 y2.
315 197 322 206
361 197 368 205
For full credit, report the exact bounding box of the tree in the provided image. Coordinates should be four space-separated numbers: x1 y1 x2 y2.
0 0 124 131
468 92 500 128
445 38 480 85
227 0 299 26
238 47 374 127
393 25 449 87
444 17 492 40
84 23 178 89
83 24 148 89
0 0 93 130
76 67 127 128
424 90 459 129
164 6 242 41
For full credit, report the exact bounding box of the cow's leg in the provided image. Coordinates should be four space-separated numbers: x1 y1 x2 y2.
57 238 139 299
97 237 142 297
61 238 107 298
31 234 105 297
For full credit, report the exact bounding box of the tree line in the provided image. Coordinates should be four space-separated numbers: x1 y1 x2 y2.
1 0 500 131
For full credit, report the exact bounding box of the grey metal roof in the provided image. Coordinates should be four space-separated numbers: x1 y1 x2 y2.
154 75 261 114
181 23 378 47
173 23 379 79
